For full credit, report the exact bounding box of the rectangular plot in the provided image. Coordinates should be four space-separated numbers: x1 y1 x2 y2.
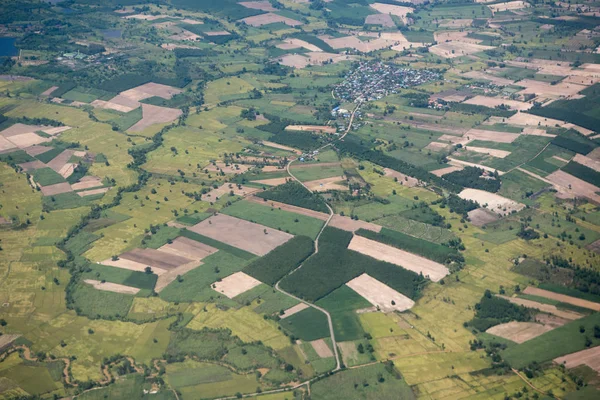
188 214 293 256
120 248 192 270
346 273 415 312
158 237 218 261
212 271 262 299
101 258 168 275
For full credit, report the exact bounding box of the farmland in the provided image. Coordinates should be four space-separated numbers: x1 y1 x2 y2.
1 0 600 399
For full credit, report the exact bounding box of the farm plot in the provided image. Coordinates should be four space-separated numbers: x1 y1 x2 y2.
467 208 499 227
280 303 309 319
127 104 182 132
285 125 336 134
204 162 253 175
251 177 288 186
497 295 583 320
239 1 276 11
429 42 494 58
458 188 525 216
304 176 347 192
554 346 600 372
462 70 515 86
383 168 420 187
311 339 334 358
77 187 110 197
573 154 600 173
245 196 329 220
120 248 192 271
212 271 262 298
329 215 382 233
83 279 140 295
463 95 532 111
488 1 530 12
101 257 164 274
347 235 449 282
523 287 600 312
486 321 553 344
346 273 415 312
369 3 413 24
277 39 322 52
546 170 600 203
240 12 302 27
201 183 260 202
188 214 293 256
158 237 218 261
431 165 463 177
40 182 73 196
365 13 395 27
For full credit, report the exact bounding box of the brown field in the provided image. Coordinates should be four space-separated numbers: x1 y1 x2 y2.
369 3 413 23
586 147 600 161
506 112 567 127
122 84 182 100
241 12 302 27
463 95 532 111
425 142 452 152
47 149 74 172
329 215 381 233
346 273 415 312
168 29 201 41
348 236 449 282
277 54 310 68
239 1 277 11
311 339 334 358
6 132 51 148
41 86 59 96
285 125 336 134
161 43 197 51
127 104 182 132
58 163 75 179
383 168 419 187
252 177 289 186
77 187 110 197
188 213 293 256
467 208 499 227
40 182 73 196
70 176 103 191
435 31 482 45
120 248 192 270
488 1 530 12
573 154 600 172
101 257 167 275
431 165 463 177
521 127 555 138
204 162 252 174
277 39 322 52
462 70 515 86
246 195 329 220
90 99 136 113
18 160 45 172
201 183 260 202
212 271 262 299
0 123 46 137
516 79 587 98
458 188 524 216
24 145 52 157
338 342 358 366
523 287 600 312
554 346 600 372
158 237 218 261
280 303 308 319
84 279 140 295
464 128 519 143
429 42 495 58
546 170 600 203
262 141 302 154
448 157 505 174
534 313 570 329
204 31 232 36
486 321 552 343
464 146 511 158
304 176 347 192
439 19 473 28
497 295 583 320
365 13 395 27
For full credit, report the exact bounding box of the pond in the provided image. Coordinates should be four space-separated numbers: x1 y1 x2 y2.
0 38 18 57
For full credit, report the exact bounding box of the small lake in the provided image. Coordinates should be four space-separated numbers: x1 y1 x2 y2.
103 29 122 39
0 38 18 57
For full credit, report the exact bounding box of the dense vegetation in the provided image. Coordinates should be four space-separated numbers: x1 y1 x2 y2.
562 161 600 187
551 135 595 155
255 181 329 213
435 194 479 216
444 167 501 193
467 290 531 331
243 236 314 285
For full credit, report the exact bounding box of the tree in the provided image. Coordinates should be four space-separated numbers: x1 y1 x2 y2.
145 266 153 274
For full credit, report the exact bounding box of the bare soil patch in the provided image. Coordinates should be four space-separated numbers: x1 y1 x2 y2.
155 260 202 292
435 31 482 45
431 165 463 177
522 127 555 138
507 112 566 128
425 142 452 152
486 321 552 343
41 86 59 96
161 43 197 51
127 104 182 132
70 176 103 191
277 39 322 52
448 157 504 174
534 313 570 328
239 1 277 12
523 287 600 312
497 295 583 320
304 176 347 192
348 236 449 282
0 123 46 137
42 126 71 136
158 237 218 261
468 208 499 227
18 160 45 172
204 162 252 174
252 177 289 186
188 213 293 256
241 12 302 27
6 133 51 148
262 141 302 154
573 154 600 173
429 42 494 58
463 95 532 111
120 248 192 270
383 167 419 187
329 215 381 232
246 195 329 220
47 149 74 172
280 303 309 319
554 346 600 372
458 188 524 216
91 99 135 113
464 146 511 158
369 3 413 24
488 1 530 12
84 279 140 295
439 19 473 28
365 13 395 27
277 54 310 69
59 163 75 179
311 339 334 358
516 79 586 97
586 147 600 161
101 258 167 275
77 187 110 197
24 145 52 157
40 182 73 196
285 125 336 134
181 18 203 24
346 273 415 312
463 70 515 86
212 271 262 299
546 170 600 203
201 183 260 202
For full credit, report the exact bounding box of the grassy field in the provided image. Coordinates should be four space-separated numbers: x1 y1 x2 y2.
279 307 330 341
316 285 371 342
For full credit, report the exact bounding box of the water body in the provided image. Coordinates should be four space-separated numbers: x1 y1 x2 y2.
0 38 18 57
103 29 122 39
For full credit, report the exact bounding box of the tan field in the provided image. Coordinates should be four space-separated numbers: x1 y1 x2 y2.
516 79 587 97
458 188 524 216
0 123 47 137
448 157 505 175
546 170 600 203
488 1 530 12
554 346 600 372
158 237 218 261
40 182 73 196
431 165 463 177
467 208 499 227
25 145 53 157
586 147 600 161
41 86 58 96
0 137 17 152
262 141 302 154
252 177 289 186
127 104 182 132
573 154 600 172
311 339 334 358
17 160 45 172
239 1 277 11
155 260 203 293
346 273 415 312
435 31 482 45
47 149 74 172
168 29 201 41
204 162 252 174
464 146 511 158
506 112 567 127
180 18 203 24
120 248 192 271
201 183 260 202
212 271 262 299
241 12 302 27
369 3 413 24
486 321 552 343
277 39 322 52
280 303 309 319
425 142 452 152
338 342 359 366
521 127 555 137
6 132 51 148
463 95 532 111
497 295 583 320
329 215 381 233
462 70 515 86
70 176 103 191
90 99 136 113
77 187 110 197
59 163 75 179
100 258 168 275
84 279 140 295
365 13 395 27
429 42 495 58
161 43 198 50
204 31 231 36
278 54 310 69
246 195 329 220
122 82 182 100
285 125 336 134
534 313 571 329
439 19 473 28
304 176 347 192
348 236 449 282
42 126 71 135
523 287 600 312
188 214 293 256
383 167 419 187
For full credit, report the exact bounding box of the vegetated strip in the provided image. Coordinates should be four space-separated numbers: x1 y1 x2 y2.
180 229 256 261
243 236 314 285
355 228 462 264
279 227 427 302
561 161 600 187
255 180 329 213
550 135 595 155
336 135 461 192
466 291 532 332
